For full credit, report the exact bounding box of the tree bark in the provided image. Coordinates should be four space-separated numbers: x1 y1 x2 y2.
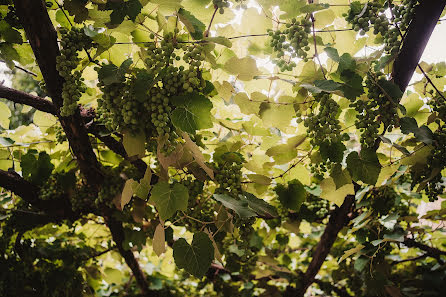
290 195 355 297
392 0 446 91
13 0 103 186
107 217 160 297
0 85 57 115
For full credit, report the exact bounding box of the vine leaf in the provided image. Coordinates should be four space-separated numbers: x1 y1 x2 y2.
0 102 11 128
173 232 214 278
400 117 434 144
153 223 166 256
213 194 257 218
204 36 232 47
320 177 354 207
274 179 307 211
177 8 206 40
123 130 146 158
171 93 213 134
21 151 54 186
224 56 261 81
244 192 278 219
120 179 136 210
346 149 381 185
204 228 223 263
302 80 342 94
330 165 352 189
150 182 189 221
339 244 364 263
319 140 346 163
182 132 214 180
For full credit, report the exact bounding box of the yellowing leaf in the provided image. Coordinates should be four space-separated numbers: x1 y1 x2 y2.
224 56 261 81
234 92 261 115
123 130 145 158
33 110 57 132
120 179 136 210
320 177 354 207
182 132 214 180
153 223 166 256
259 103 295 129
204 228 222 263
0 102 11 129
339 244 364 263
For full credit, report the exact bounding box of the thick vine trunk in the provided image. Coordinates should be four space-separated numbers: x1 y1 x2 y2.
13 0 103 186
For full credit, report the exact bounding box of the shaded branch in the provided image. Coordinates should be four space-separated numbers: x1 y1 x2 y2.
288 195 356 297
391 253 428 265
0 84 57 115
0 169 77 219
403 238 446 264
106 217 159 297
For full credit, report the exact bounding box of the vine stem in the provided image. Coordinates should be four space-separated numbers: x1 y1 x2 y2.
310 12 327 79
206 7 219 37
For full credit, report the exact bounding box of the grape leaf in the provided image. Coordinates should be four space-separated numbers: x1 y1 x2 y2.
177 8 206 40
324 47 339 62
244 192 278 219
319 140 346 163
274 179 307 211
120 179 137 210
320 177 354 207
346 149 381 185
205 36 232 48
330 165 352 189
21 151 54 186
173 232 214 278
123 130 145 158
0 102 11 129
153 223 166 256
302 80 342 94
400 117 434 144
213 194 257 218
171 93 213 133
223 56 261 81
150 182 189 220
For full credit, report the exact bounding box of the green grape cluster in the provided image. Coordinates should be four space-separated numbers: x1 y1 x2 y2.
1 5 21 29
70 183 95 212
344 0 417 56
54 125 67 143
213 0 230 14
97 76 126 131
429 90 446 122
392 0 418 32
352 72 398 147
304 92 346 177
304 93 342 145
39 175 64 201
366 186 398 215
56 27 93 116
298 194 329 222
235 217 255 243
182 197 216 232
268 17 311 71
97 33 207 151
214 161 243 197
411 124 446 202
183 177 204 200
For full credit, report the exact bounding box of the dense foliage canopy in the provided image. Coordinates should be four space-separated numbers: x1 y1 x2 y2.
0 0 445 296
